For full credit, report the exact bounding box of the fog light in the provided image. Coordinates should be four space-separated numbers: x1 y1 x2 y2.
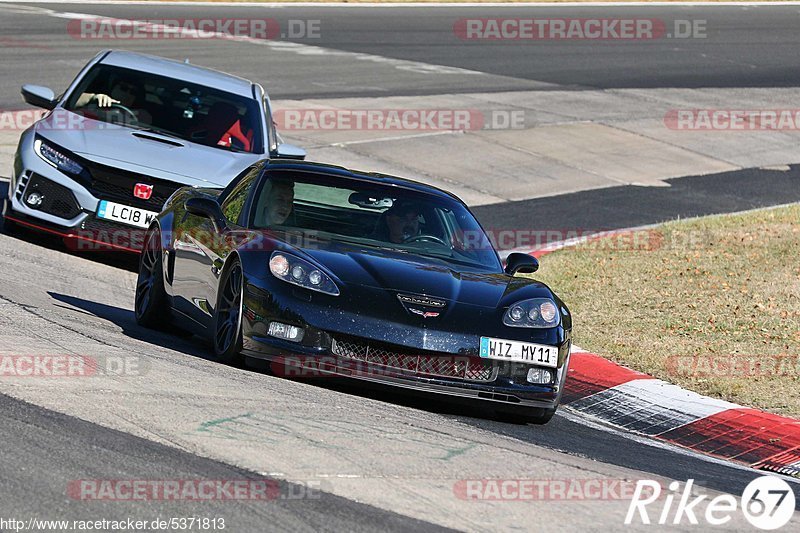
526 367 553 384
268 321 305 342
26 191 43 208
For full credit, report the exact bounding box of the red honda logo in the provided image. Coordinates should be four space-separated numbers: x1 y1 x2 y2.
133 183 153 200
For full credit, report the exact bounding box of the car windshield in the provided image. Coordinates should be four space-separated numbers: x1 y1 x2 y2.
63 64 263 154
251 171 502 272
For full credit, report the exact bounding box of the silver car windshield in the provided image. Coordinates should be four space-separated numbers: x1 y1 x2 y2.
63 64 263 154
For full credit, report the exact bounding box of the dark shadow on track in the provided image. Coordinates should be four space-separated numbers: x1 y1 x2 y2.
473 165 800 234
48 292 214 361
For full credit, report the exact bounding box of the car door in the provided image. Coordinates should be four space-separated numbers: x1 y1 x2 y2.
171 166 260 328
201 166 261 320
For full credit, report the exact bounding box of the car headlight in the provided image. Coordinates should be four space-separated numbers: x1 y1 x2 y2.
34 138 85 175
269 251 339 296
504 298 560 328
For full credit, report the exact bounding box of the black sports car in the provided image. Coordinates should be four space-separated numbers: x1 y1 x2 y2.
136 160 572 423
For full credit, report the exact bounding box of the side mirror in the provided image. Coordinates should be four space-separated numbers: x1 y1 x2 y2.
184 197 227 232
21 84 57 110
505 252 539 275
273 143 306 160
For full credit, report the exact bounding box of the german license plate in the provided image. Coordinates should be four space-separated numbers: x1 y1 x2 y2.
96 200 158 229
479 337 558 367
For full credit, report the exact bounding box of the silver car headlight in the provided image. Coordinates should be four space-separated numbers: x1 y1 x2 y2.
269 251 340 296
504 298 560 328
34 137 85 175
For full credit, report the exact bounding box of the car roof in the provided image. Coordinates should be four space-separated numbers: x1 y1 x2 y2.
262 160 463 203
99 50 255 98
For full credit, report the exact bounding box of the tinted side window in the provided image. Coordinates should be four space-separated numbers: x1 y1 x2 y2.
221 166 260 225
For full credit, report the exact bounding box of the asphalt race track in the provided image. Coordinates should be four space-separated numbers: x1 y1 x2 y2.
1 2 799 531
5 1 800 107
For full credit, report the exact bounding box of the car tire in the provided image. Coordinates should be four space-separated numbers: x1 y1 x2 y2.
135 227 171 328
212 258 245 366
496 406 556 425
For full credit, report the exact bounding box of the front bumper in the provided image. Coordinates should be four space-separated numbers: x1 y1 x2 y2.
6 132 180 252
240 276 572 410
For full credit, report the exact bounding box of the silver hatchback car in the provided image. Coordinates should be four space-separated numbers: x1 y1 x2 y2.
3 50 304 252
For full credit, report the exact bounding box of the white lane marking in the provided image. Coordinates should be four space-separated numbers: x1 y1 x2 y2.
567 377 742 436
619 378 740 415
614 378 740 421
1 1 798 7
1 3 488 77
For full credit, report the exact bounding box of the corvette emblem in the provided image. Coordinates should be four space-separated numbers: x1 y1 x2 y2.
408 308 440 319
133 183 154 200
397 294 447 308
398 294 446 319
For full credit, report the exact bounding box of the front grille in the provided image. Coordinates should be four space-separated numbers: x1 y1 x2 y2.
24 173 82 219
331 337 497 382
84 163 181 211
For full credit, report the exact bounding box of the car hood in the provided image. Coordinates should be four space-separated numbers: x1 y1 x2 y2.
35 111 262 187
299 242 552 309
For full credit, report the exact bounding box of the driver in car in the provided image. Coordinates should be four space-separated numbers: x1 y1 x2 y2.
260 179 295 226
74 77 141 110
376 201 423 244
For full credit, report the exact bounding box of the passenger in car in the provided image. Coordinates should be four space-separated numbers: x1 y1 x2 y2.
189 102 253 151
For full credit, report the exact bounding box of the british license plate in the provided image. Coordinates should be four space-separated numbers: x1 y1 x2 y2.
479 337 558 368
96 200 158 229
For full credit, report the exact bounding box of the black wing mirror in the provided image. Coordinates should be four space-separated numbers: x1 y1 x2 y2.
184 197 227 232
505 252 539 275
21 84 57 110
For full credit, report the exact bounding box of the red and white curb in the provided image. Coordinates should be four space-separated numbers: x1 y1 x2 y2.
563 349 800 478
